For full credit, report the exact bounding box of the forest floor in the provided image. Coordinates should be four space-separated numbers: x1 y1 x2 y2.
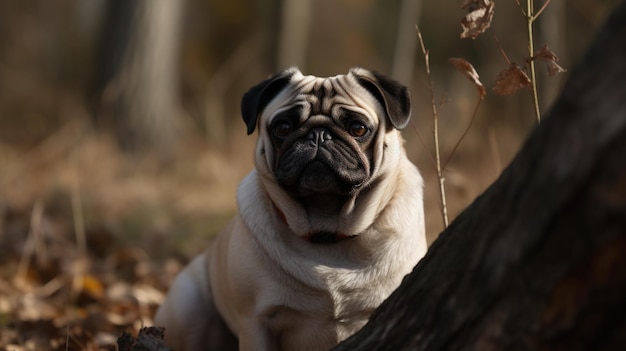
0 122 251 350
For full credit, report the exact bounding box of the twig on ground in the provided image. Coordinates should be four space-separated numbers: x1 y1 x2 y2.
16 200 45 287
70 159 88 298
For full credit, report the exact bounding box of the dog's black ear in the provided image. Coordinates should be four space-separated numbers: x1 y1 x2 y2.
351 68 411 130
241 68 297 135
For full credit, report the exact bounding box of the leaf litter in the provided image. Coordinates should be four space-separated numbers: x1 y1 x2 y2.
0 202 182 350
0 129 244 350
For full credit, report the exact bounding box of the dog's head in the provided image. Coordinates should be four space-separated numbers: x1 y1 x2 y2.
242 67 411 200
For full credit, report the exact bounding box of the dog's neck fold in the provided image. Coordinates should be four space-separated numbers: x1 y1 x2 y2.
237 168 398 242
271 201 357 244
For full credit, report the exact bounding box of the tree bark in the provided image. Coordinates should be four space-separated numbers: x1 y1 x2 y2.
94 0 183 155
334 2 626 350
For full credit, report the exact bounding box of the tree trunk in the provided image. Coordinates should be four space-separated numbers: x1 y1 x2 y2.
334 2 626 350
391 0 422 84
277 0 311 70
94 0 183 155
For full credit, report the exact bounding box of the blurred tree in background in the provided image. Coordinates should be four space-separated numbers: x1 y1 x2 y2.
94 0 183 155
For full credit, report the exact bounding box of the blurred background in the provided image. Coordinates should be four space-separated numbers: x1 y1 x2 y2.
0 0 621 347
0 0 620 253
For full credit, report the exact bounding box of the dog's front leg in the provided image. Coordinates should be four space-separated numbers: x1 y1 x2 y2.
155 255 237 351
237 317 280 351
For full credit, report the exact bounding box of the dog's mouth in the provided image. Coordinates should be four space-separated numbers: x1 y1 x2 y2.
299 160 335 192
278 157 365 196
298 160 359 193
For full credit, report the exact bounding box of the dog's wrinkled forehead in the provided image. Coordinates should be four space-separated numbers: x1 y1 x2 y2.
241 67 411 135
267 70 379 122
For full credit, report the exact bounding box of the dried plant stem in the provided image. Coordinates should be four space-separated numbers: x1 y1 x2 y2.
434 112 449 228
70 151 88 298
442 99 482 170
490 29 511 65
409 122 437 170
71 182 87 258
526 0 541 122
533 0 552 20
416 25 449 228
16 200 45 285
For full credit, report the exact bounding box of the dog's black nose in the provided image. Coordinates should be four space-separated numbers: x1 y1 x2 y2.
306 128 332 145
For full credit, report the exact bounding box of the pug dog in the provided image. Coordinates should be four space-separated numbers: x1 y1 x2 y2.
154 67 427 351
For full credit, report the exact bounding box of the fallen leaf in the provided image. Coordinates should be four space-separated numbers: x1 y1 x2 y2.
460 0 495 39
80 274 105 300
449 58 486 99
532 44 567 76
493 63 532 95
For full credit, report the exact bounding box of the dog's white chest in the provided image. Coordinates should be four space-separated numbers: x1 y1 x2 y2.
260 269 381 350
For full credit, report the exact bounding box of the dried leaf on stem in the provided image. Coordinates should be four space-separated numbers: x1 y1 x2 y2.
493 63 532 95
460 0 495 39
531 44 567 76
449 58 487 99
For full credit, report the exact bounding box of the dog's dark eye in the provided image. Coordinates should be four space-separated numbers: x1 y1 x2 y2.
348 121 369 138
273 121 292 138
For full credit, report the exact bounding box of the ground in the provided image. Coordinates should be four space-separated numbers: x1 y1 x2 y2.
0 124 250 350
